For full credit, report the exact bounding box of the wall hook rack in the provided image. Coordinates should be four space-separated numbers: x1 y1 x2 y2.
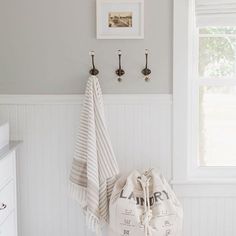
115 50 125 82
142 49 151 82
89 51 99 76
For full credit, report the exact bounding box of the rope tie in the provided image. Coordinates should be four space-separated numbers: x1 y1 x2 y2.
138 174 152 236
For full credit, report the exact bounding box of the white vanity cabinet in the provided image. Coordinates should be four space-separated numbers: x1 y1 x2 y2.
0 142 21 236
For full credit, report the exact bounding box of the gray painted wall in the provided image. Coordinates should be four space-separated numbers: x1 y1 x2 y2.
0 0 173 94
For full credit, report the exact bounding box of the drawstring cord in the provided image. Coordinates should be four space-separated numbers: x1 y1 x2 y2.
138 174 152 236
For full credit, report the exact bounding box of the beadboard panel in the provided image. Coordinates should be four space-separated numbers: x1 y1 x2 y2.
0 95 172 236
179 196 236 236
173 182 236 236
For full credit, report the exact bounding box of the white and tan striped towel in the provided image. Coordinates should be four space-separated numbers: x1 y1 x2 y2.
69 76 119 234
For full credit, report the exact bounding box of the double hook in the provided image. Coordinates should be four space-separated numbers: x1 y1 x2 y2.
89 49 151 82
116 50 125 82
142 49 151 82
89 51 99 76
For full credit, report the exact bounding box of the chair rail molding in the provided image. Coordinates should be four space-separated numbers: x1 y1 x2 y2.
0 94 172 105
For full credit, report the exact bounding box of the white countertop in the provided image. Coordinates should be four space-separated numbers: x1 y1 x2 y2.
0 141 22 161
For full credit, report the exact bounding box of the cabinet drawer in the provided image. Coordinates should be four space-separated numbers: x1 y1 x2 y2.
0 212 16 236
0 181 15 225
0 152 14 187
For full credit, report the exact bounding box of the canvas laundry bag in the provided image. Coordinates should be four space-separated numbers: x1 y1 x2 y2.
109 169 183 236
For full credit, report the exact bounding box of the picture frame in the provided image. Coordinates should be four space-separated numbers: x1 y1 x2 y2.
96 0 144 39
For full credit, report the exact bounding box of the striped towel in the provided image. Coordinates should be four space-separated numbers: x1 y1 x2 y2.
69 76 119 234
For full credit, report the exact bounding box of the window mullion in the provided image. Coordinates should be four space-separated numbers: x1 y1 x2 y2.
197 79 236 86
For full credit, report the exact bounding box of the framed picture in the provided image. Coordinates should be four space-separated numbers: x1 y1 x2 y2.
96 0 144 39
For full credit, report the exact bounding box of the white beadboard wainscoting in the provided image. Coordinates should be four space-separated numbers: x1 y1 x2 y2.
1 94 236 236
0 94 172 236
174 182 236 236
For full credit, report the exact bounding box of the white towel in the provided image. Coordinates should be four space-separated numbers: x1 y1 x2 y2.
69 76 119 234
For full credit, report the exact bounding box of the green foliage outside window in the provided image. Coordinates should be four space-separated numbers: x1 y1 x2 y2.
199 27 236 78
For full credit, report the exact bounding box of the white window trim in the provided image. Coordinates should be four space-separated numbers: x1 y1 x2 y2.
173 0 195 182
172 0 236 182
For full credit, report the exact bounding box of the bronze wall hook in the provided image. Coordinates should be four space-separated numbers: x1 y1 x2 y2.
142 49 151 81
89 51 99 76
115 50 125 82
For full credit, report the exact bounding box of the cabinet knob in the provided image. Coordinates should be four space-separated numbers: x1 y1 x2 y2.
0 203 7 210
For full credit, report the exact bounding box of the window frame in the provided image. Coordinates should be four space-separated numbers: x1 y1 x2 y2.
173 0 236 182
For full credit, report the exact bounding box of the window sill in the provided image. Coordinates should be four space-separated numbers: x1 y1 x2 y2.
171 179 236 197
171 179 236 185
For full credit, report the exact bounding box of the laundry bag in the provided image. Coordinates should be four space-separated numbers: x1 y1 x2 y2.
109 169 183 236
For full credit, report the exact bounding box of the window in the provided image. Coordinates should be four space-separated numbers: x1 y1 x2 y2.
173 0 236 181
198 27 236 167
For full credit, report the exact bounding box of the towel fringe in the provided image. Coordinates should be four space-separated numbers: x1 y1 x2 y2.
69 181 102 235
86 208 102 235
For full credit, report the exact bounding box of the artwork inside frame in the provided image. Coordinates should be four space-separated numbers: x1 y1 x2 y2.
96 0 144 39
108 12 133 28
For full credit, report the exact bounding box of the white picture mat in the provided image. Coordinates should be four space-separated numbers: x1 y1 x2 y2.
96 0 144 39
